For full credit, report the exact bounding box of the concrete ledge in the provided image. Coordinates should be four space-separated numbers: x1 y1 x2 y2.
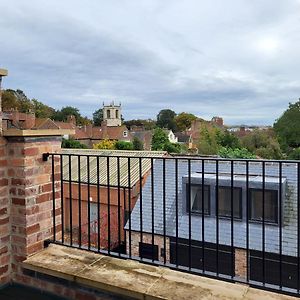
22 244 297 300
3 129 75 137
0 69 8 76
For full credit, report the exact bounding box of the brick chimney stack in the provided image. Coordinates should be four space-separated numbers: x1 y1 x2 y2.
0 68 8 135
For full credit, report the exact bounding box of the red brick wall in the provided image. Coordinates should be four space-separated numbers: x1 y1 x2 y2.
63 183 139 249
0 137 10 284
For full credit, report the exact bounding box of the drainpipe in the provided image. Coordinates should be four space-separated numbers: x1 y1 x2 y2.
0 68 8 135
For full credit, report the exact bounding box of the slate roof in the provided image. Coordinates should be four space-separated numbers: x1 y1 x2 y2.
126 159 299 256
62 149 167 188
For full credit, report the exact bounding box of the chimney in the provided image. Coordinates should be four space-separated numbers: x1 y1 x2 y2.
0 68 8 135
67 115 76 125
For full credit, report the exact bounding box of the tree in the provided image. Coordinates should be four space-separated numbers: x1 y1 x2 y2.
1 89 19 110
288 148 300 160
132 137 144 150
52 106 91 125
61 138 87 149
124 119 156 130
216 130 241 149
156 109 177 131
32 99 55 118
93 139 116 150
197 125 220 155
163 142 181 153
241 130 283 159
218 147 255 159
174 112 197 131
151 128 169 151
115 141 134 150
93 108 103 126
274 99 300 151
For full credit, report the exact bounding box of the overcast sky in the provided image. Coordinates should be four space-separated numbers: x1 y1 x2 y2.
1 0 300 125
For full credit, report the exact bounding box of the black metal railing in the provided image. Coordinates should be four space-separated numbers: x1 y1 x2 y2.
44 152 300 297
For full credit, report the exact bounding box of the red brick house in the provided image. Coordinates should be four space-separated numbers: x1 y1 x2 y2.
61 149 167 250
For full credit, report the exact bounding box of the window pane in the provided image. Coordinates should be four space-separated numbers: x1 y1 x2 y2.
218 187 242 219
189 185 210 214
250 190 278 223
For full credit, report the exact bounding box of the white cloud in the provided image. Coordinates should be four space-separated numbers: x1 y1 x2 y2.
0 0 300 125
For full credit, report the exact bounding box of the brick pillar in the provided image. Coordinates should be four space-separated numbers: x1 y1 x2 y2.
0 137 10 284
235 248 247 279
6 135 61 280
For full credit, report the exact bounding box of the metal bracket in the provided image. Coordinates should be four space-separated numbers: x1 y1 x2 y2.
42 153 50 162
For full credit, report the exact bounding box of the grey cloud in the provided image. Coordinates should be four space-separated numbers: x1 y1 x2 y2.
1 0 300 125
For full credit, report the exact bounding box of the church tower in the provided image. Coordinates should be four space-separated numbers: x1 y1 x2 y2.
102 101 122 127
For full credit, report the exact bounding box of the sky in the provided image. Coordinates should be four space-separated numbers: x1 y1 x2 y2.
1 0 300 125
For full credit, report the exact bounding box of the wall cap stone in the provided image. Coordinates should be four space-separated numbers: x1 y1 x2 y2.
3 129 75 137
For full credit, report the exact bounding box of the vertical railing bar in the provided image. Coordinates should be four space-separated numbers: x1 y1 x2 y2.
117 157 121 257
188 159 192 270
97 156 100 252
175 158 179 267
163 158 167 265
297 162 300 293
201 159 205 274
78 155 82 248
68 154 73 246
151 158 155 262
107 156 111 254
279 162 282 290
123 187 127 252
216 160 219 275
52 154 56 241
87 156 91 250
139 157 143 261
60 154 64 244
262 161 266 286
128 157 132 258
246 161 249 282
230 160 234 279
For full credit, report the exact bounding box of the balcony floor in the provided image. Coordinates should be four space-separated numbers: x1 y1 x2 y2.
22 244 298 300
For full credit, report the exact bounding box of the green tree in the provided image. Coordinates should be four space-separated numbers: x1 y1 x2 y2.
151 128 169 151
288 148 300 160
1 89 19 110
241 130 283 159
174 112 197 131
163 142 181 153
61 138 87 149
132 137 144 150
32 99 55 118
15 89 33 112
93 108 103 126
124 119 156 130
218 147 256 159
115 141 134 150
157 109 177 131
216 130 241 149
274 99 300 151
197 126 220 155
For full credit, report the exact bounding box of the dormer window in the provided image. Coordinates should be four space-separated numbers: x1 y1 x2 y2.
249 189 278 224
218 186 242 219
188 185 210 215
123 131 128 137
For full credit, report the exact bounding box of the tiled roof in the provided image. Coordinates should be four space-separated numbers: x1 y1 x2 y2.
127 159 298 256
74 128 90 139
91 125 131 140
61 149 167 188
54 121 76 130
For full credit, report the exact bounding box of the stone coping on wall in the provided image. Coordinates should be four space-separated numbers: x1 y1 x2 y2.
3 129 75 137
22 244 297 300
